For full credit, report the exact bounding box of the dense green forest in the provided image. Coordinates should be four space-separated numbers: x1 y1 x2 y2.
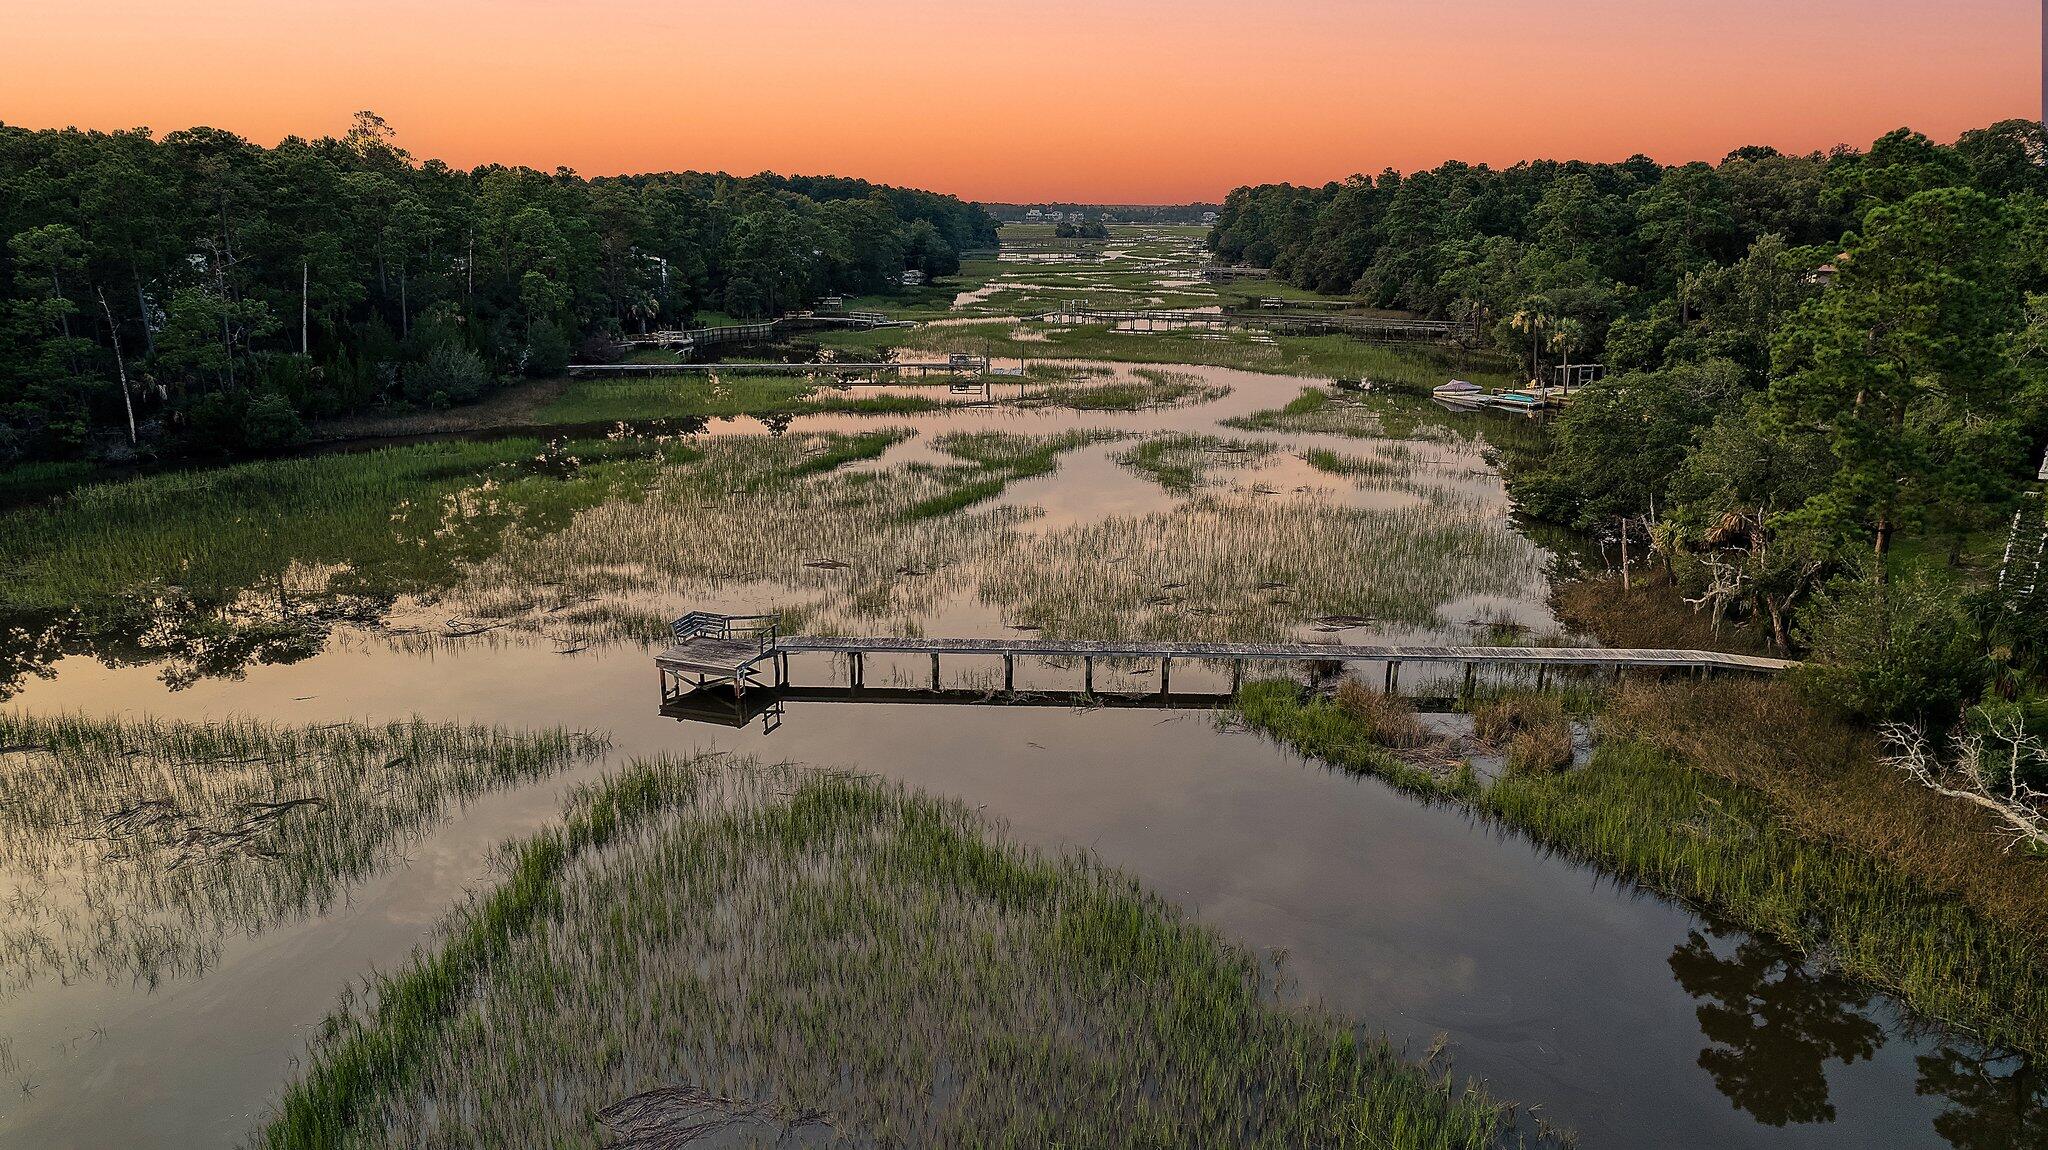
0 112 996 461
1213 121 2048 717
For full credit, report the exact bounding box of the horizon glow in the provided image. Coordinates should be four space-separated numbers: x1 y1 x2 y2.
2 0 2037 202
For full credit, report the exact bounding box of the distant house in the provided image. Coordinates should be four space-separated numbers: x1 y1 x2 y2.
1806 252 1849 287
1025 208 1043 220
901 269 926 287
1201 211 1219 225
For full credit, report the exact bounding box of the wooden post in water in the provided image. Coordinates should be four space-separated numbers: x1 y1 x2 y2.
1462 662 1476 703
1160 656 1172 698
1536 665 1549 692
1083 656 1093 695
850 652 864 690
1004 654 1015 694
930 653 941 691
1232 658 1244 694
1384 661 1400 695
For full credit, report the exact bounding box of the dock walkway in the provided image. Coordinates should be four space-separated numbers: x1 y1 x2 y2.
655 612 1795 702
1031 305 1477 344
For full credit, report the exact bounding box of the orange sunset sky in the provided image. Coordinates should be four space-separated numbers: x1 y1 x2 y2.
3 0 2040 202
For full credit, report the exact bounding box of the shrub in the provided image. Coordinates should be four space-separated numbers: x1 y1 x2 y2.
524 319 572 377
240 392 309 452
406 340 491 407
178 390 308 455
1793 571 1988 723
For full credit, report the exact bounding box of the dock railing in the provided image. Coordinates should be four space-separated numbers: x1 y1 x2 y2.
676 612 783 664
669 611 782 649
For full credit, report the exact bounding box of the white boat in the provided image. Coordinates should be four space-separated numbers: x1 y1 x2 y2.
1432 379 1487 410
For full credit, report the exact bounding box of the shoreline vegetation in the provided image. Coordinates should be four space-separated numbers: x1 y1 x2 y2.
258 755 1541 1149
1232 673 2048 1057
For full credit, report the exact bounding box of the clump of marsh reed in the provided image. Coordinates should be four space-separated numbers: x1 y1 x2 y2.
1015 368 1230 411
1505 723 1575 775
1333 679 1430 750
259 754 1528 1150
1472 694 1566 741
0 711 606 994
980 494 1547 643
1115 434 1277 493
904 428 1120 520
1302 447 1403 480
932 428 1124 480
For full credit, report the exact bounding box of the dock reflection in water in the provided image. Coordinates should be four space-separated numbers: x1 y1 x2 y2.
661 682 1246 733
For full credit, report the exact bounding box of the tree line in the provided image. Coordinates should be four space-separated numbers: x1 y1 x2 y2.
1213 121 2048 721
0 112 997 461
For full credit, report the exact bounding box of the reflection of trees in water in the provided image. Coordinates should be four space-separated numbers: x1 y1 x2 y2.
1915 1041 2048 1149
1667 924 1884 1126
1670 924 2048 1146
0 587 392 701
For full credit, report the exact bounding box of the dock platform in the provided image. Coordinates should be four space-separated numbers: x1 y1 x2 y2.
655 611 1797 705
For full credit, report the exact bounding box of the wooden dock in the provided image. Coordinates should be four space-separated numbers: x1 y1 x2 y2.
656 612 1797 704
567 356 987 381
603 310 913 363
1032 305 1476 344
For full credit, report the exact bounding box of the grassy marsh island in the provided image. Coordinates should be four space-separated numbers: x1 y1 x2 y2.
259 755 1530 1149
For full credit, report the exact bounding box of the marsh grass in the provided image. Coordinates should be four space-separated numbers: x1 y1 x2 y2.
435 429 1115 644
1333 680 1430 749
0 437 677 611
1551 573 1775 657
534 373 973 425
1115 434 1278 492
1235 678 2048 1055
980 496 1547 641
1469 692 1577 774
0 437 691 697
0 711 607 992
1016 367 1231 411
1303 447 1404 480
258 755 1525 1149
820 324 1518 390
931 428 1122 477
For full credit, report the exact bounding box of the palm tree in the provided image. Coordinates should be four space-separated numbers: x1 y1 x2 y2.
1548 317 1587 394
1508 305 1552 385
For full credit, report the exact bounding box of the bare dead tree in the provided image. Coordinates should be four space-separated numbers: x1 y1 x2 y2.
96 286 137 445
1881 718 2048 851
